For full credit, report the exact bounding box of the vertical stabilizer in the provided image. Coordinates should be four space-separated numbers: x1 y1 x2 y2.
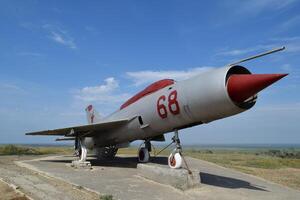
85 105 101 124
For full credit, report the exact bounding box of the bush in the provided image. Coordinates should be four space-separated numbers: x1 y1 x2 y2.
100 195 113 200
263 149 300 159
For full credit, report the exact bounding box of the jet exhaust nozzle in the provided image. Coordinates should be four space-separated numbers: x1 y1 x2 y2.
227 73 288 103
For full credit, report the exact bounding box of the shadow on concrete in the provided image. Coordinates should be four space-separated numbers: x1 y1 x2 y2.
90 156 138 168
200 172 268 191
41 155 169 169
91 156 169 168
150 156 168 165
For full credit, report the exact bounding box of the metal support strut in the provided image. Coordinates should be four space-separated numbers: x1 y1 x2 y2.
172 130 182 153
145 140 152 152
79 139 87 162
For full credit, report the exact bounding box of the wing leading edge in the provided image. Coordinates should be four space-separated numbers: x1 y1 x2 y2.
25 118 130 137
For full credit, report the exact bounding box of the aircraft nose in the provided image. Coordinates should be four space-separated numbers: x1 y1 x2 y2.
227 73 288 103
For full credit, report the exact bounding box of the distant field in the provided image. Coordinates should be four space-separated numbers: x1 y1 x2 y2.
1 144 299 190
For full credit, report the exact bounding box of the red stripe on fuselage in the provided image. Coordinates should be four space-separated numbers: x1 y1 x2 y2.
120 79 175 110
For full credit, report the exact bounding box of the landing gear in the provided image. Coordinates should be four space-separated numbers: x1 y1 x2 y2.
168 152 183 169
79 140 87 162
168 130 183 169
74 136 81 157
71 138 91 169
95 146 118 160
138 130 189 171
138 140 151 163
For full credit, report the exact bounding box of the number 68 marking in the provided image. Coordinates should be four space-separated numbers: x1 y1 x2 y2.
157 90 180 119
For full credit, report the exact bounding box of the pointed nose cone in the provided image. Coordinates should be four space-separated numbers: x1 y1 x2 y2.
227 74 288 103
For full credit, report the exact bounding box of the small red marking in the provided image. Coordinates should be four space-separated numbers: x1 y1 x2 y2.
87 105 93 111
120 79 174 110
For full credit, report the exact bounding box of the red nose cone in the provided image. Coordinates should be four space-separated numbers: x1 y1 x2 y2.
227 74 288 103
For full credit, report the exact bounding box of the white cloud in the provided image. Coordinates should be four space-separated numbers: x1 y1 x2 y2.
43 24 77 49
217 37 300 57
271 36 300 42
49 31 76 49
74 77 130 104
269 36 300 53
217 44 276 56
280 64 292 71
233 0 295 15
126 67 213 86
0 83 27 94
280 15 300 29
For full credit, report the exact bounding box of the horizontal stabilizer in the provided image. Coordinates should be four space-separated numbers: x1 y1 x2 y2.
55 137 75 141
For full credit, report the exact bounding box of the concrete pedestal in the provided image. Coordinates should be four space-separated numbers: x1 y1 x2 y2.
137 163 201 190
71 160 92 169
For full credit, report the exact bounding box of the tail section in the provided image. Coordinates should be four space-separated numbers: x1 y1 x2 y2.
85 105 101 124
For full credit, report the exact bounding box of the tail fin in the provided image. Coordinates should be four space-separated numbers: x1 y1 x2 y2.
85 105 101 124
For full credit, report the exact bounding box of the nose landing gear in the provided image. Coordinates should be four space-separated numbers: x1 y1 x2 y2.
137 130 189 170
168 130 183 169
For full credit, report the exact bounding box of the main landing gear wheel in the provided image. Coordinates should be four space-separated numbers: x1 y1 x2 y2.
138 140 151 163
168 152 183 169
138 147 150 163
95 146 118 160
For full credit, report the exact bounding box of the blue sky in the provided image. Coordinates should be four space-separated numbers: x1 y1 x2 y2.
0 0 299 144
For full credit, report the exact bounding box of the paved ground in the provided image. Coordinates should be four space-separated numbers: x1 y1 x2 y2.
0 155 100 200
9 155 300 200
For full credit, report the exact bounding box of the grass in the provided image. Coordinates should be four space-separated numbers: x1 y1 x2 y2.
183 149 300 169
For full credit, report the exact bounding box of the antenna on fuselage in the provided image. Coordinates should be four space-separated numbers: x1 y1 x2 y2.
228 46 285 66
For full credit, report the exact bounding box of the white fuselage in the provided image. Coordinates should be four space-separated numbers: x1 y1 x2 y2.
84 65 255 149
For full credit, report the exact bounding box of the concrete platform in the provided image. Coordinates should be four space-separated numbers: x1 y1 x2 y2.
137 163 200 190
16 155 300 200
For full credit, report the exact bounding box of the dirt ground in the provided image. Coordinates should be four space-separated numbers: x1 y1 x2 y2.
0 179 29 200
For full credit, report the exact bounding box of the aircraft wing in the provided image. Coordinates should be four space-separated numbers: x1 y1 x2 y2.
25 118 130 137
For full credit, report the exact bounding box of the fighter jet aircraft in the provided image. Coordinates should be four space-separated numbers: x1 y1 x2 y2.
26 47 288 169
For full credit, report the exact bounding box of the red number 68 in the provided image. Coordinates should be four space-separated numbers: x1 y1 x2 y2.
157 90 180 119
